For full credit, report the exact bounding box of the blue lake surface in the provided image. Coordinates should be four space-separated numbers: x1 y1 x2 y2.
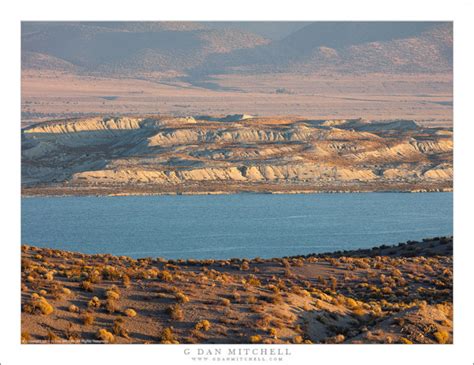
21 193 453 259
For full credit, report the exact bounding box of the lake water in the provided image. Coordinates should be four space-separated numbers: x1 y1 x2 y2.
21 193 453 259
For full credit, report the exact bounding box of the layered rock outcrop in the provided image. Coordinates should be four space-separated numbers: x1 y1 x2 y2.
22 116 453 194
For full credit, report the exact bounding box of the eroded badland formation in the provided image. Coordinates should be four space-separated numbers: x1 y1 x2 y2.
22 115 452 195
21 22 453 195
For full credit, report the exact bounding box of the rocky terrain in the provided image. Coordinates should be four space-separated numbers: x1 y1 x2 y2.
21 236 453 344
22 116 453 195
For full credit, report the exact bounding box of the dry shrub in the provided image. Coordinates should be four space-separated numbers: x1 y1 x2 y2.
352 308 366 318
271 293 284 305
105 299 119 314
326 334 345 344
256 314 272 328
267 284 280 294
232 291 241 302
156 292 168 299
175 292 190 304
96 329 115 343
88 270 102 284
102 265 121 280
240 261 250 271
346 297 359 309
291 286 311 297
354 260 370 269
433 331 450 344
21 331 30 344
68 304 79 313
246 275 261 287
160 327 178 344
80 280 93 292
246 295 257 305
167 304 184 321
391 269 403 277
195 320 211 331
122 274 131 288
124 308 137 317
44 271 55 281
88 296 101 309
158 270 173 282
293 258 304 267
250 304 265 313
113 317 129 338
106 288 120 301
82 312 95 326
250 335 262 343
293 335 304 344
219 298 231 307
25 293 54 315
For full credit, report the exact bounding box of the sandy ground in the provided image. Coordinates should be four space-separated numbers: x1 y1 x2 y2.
21 236 452 344
21 71 452 128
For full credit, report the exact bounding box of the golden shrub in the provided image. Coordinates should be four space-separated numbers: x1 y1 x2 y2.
160 327 179 344
21 331 30 344
88 296 101 309
68 304 79 313
106 290 120 301
433 331 450 344
82 312 95 326
80 280 94 292
105 299 119 314
175 292 190 304
96 329 115 343
124 308 137 317
250 335 262 343
30 295 54 315
122 274 131 288
293 335 303 344
220 298 231 306
195 320 211 331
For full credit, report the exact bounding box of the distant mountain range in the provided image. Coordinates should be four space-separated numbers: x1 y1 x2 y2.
22 21 452 78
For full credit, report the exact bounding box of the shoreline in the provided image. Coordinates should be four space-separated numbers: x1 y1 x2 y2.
21 186 453 198
22 235 452 264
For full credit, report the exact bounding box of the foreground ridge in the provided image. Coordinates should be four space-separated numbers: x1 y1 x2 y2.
21 236 452 344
